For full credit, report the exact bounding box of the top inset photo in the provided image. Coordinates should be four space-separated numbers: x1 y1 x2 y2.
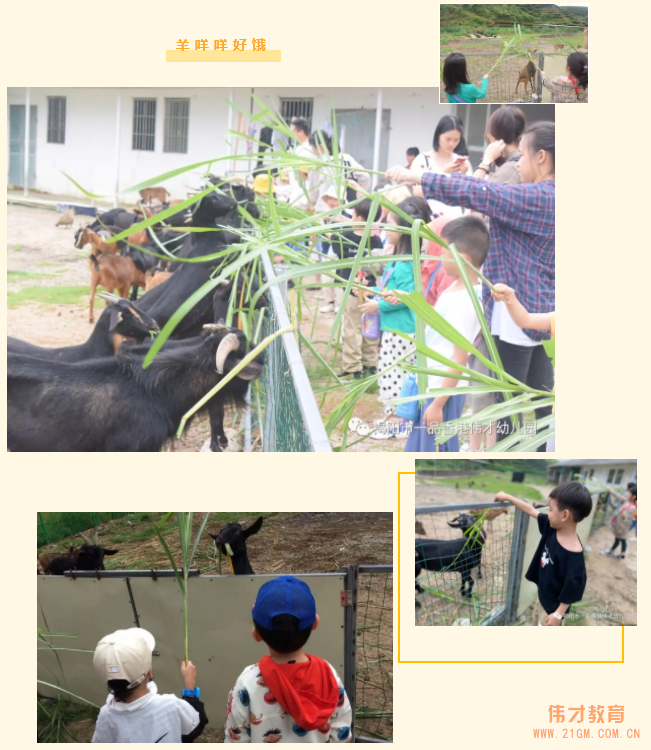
440 3 588 104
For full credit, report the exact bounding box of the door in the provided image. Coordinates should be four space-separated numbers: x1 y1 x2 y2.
8 104 37 187
333 108 391 170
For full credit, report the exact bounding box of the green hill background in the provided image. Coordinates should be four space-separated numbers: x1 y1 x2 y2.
440 4 587 31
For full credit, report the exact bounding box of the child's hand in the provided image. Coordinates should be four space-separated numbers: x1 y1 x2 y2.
491 283 515 304
359 300 379 314
383 291 402 306
483 74 490 80
423 401 444 428
494 491 511 503
181 661 197 689
545 613 562 626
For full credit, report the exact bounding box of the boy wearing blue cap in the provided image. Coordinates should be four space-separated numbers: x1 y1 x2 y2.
224 576 353 743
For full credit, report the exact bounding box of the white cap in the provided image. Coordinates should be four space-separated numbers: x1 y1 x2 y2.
94 629 156 688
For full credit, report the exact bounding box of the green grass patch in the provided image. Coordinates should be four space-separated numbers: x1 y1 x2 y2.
11 245 23 252
37 262 64 268
8 269 58 281
430 474 545 501
7 285 88 309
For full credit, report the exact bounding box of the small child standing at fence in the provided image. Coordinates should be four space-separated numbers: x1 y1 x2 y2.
495 481 592 626
601 483 637 560
225 576 352 743
539 51 588 103
442 53 489 103
92 628 208 743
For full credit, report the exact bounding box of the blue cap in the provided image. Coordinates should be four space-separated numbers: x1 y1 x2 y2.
253 576 317 631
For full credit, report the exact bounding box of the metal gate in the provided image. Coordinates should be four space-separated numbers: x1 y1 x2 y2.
415 502 528 626
334 109 391 171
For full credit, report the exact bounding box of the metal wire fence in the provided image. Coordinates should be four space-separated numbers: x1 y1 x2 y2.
440 52 544 103
355 566 393 742
590 492 617 535
415 503 526 626
246 254 332 452
37 512 132 547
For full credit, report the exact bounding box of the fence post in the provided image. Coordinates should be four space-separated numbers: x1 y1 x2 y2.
537 53 544 101
38 513 49 545
505 507 529 623
343 565 358 741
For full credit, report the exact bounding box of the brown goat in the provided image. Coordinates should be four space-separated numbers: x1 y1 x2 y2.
127 229 149 247
415 519 426 536
38 546 79 574
554 43 565 53
89 253 146 323
76 226 121 255
515 61 536 94
144 267 173 291
139 187 169 204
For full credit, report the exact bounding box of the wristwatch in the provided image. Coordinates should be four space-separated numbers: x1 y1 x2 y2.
182 688 201 698
553 612 563 620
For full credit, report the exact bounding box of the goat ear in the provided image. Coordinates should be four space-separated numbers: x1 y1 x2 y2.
109 309 124 331
244 516 264 538
208 533 219 540
235 361 264 381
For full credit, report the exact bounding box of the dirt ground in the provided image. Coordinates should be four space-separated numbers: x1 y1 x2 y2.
580 525 637 626
37 512 393 742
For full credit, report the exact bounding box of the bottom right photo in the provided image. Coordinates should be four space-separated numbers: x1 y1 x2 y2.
414 458 637 627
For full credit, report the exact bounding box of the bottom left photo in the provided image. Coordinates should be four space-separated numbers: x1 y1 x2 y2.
37 511 393 743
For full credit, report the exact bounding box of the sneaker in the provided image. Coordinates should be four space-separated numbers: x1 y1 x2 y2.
629 537 637 542
362 366 378 377
617 554 626 560
319 303 335 313
601 550 614 556
338 371 361 382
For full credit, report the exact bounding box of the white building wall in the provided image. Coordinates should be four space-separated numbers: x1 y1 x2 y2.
7 87 451 201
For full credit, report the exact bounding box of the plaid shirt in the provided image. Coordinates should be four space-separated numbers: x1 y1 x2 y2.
421 172 554 342
540 71 588 103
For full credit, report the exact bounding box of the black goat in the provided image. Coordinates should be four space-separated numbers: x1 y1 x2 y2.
89 208 129 231
8 326 263 452
208 517 264 574
76 532 119 569
7 294 159 362
415 514 486 608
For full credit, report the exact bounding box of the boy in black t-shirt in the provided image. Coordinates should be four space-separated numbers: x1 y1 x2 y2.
330 199 383 381
495 481 592 626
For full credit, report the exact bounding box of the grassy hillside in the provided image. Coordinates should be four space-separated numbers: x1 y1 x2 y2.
440 4 586 32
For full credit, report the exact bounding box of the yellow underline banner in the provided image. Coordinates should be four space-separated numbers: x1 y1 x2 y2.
166 50 281 62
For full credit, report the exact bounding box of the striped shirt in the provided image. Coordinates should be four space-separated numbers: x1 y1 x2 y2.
421 172 555 343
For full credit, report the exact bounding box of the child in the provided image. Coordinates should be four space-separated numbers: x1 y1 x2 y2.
496 481 592 626
442 53 489 103
359 197 432 431
92 628 208 743
224 576 352 743
602 483 637 559
315 186 348 312
332 198 383 380
539 51 588 103
404 215 490 452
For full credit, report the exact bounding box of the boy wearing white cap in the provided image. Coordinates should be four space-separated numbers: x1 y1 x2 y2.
92 628 208 743
224 576 352 743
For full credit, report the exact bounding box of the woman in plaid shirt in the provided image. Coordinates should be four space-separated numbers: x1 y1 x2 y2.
386 122 555 450
539 52 588 103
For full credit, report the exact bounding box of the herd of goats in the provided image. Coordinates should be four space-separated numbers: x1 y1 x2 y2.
37 517 265 577
8 179 269 452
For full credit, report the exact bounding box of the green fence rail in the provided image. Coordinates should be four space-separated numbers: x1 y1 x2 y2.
37 513 132 547
246 253 332 452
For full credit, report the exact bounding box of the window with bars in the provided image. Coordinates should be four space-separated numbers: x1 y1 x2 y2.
615 470 625 484
280 98 314 131
164 99 189 153
47 97 66 144
607 469 615 483
132 99 157 151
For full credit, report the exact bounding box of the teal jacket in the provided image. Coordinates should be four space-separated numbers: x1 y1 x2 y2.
446 78 488 103
375 260 416 334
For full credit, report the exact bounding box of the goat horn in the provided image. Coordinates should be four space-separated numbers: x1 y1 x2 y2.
215 333 240 374
79 532 92 545
97 292 121 304
94 530 99 546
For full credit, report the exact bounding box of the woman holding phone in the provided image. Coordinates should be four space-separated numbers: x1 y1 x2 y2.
408 115 470 219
